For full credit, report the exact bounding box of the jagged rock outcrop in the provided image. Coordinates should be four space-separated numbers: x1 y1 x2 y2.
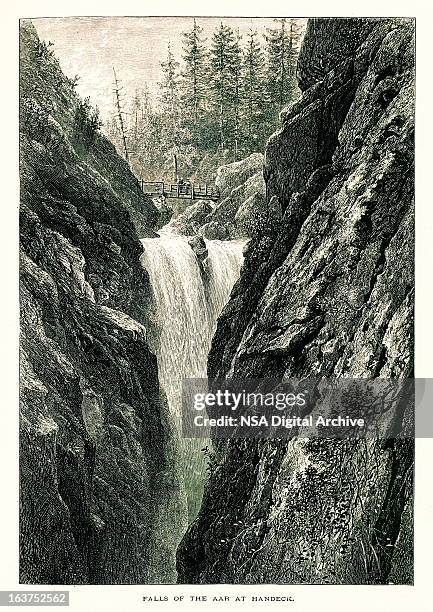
202 153 266 239
173 154 266 240
170 200 214 236
188 235 208 265
177 18 414 585
20 21 187 584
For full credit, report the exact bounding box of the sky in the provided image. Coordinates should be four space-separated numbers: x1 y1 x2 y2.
32 17 306 125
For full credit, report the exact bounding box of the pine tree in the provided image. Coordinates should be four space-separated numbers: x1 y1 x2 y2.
131 90 141 143
181 18 207 135
105 21 305 182
159 43 181 135
124 86 162 180
209 23 242 157
264 18 301 129
231 29 243 160
159 43 182 177
242 28 267 152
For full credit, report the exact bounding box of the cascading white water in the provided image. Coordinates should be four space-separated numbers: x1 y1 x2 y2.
140 232 245 519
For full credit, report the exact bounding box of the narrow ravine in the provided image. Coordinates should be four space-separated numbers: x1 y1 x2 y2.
141 231 245 520
19 17 415 587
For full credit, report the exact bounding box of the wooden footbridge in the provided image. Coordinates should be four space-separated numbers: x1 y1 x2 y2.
140 180 220 202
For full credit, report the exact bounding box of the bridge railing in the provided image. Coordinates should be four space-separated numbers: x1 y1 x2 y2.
141 181 164 195
140 180 220 201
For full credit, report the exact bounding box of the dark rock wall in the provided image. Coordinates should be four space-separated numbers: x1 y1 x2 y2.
20 21 186 584
296 18 379 90
177 18 414 585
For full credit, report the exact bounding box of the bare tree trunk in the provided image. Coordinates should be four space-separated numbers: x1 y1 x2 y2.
112 67 129 163
219 101 225 154
173 153 178 182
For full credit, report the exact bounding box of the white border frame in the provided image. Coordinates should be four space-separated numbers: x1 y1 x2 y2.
2 2 432 610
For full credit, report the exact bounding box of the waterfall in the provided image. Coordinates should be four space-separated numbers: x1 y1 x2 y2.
140 233 245 519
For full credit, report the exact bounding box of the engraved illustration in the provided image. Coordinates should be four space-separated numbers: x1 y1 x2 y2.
19 16 414 585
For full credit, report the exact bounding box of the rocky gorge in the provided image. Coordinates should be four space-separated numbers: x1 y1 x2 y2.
19 15 414 587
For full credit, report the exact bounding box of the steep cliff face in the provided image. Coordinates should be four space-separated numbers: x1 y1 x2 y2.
20 21 186 584
177 18 414 585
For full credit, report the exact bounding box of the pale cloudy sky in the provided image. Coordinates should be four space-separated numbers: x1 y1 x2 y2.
32 17 306 125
